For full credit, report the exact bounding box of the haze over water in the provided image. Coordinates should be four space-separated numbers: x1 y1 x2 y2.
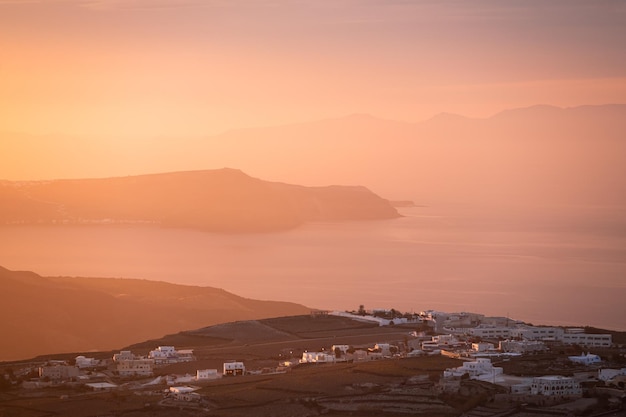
3 205 624 331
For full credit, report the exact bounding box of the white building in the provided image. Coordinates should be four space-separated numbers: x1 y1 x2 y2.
510 326 563 341
148 346 195 365
470 324 611 347
117 359 155 377
562 333 612 347
499 339 547 354
422 334 461 351
39 365 79 381
469 325 512 339
169 386 202 402
598 368 626 382
223 361 246 376
113 350 136 361
300 352 336 364
86 382 118 391
530 376 582 397
75 356 100 369
149 346 177 363
371 343 392 356
331 345 350 355
568 352 601 366
443 358 503 382
472 342 495 352
196 369 220 380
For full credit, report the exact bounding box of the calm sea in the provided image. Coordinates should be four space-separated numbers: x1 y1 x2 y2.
2 206 625 330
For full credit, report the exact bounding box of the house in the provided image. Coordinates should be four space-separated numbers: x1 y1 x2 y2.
331 345 350 355
75 356 100 369
370 343 392 356
116 358 155 377
148 346 195 365
422 334 461 351
510 326 564 341
443 358 503 382
149 346 177 363
39 364 80 381
499 339 547 354
196 369 220 380
113 350 136 361
86 382 117 391
561 333 612 347
530 376 582 397
169 386 202 402
350 350 369 361
598 368 626 382
471 342 495 352
469 325 512 339
177 349 195 362
300 352 336 363
568 352 601 366
223 361 245 376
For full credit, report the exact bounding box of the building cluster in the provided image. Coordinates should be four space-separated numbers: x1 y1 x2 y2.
299 343 400 364
18 307 624 414
418 310 612 348
148 346 195 365
418 310 624 403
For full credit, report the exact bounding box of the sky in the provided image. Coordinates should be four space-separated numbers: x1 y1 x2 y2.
1 0 626 139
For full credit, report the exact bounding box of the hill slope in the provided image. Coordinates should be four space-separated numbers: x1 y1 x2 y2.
0 266 310 361
0 169 399 232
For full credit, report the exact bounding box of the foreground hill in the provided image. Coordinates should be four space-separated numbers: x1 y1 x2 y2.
0 169 399 232
0 266 310 361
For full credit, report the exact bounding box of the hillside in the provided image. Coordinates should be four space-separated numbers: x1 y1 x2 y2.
0 266 310 361
0 169 399 232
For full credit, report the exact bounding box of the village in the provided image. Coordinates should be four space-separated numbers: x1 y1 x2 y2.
1 309 625 416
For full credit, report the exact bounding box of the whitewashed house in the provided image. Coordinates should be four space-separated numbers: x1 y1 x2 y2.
75 356 100 368
116 358 155 377
223 361 246 376
196 369 221 380
568 352 601 366
300 351 336 364
530 376 582 397
443 358 503 382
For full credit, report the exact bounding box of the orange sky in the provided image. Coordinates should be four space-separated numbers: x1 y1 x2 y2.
1 0 625 140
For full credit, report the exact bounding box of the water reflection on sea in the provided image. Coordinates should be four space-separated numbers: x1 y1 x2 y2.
2 206 625 330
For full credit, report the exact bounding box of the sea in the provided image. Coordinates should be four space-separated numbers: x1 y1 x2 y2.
2 206 625 331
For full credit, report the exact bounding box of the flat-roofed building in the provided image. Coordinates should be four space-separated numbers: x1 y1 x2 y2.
113 350 136 361
39 365 79 381
223 361 245 376
499 339 547 354
196 369 220 380
117 358 155 377
530 376 582 397
562 333 611 347
469 325 512 339
568 352 601 366
510 326 563 341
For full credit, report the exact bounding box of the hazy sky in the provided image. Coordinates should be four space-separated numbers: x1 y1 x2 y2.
2 0 625 137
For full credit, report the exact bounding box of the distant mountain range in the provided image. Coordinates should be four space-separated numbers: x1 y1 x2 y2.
0 169 399 232
2 104 624 208
0 266 311 361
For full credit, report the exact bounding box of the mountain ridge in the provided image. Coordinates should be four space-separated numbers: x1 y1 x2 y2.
1 103 625 207
0 168 400 233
